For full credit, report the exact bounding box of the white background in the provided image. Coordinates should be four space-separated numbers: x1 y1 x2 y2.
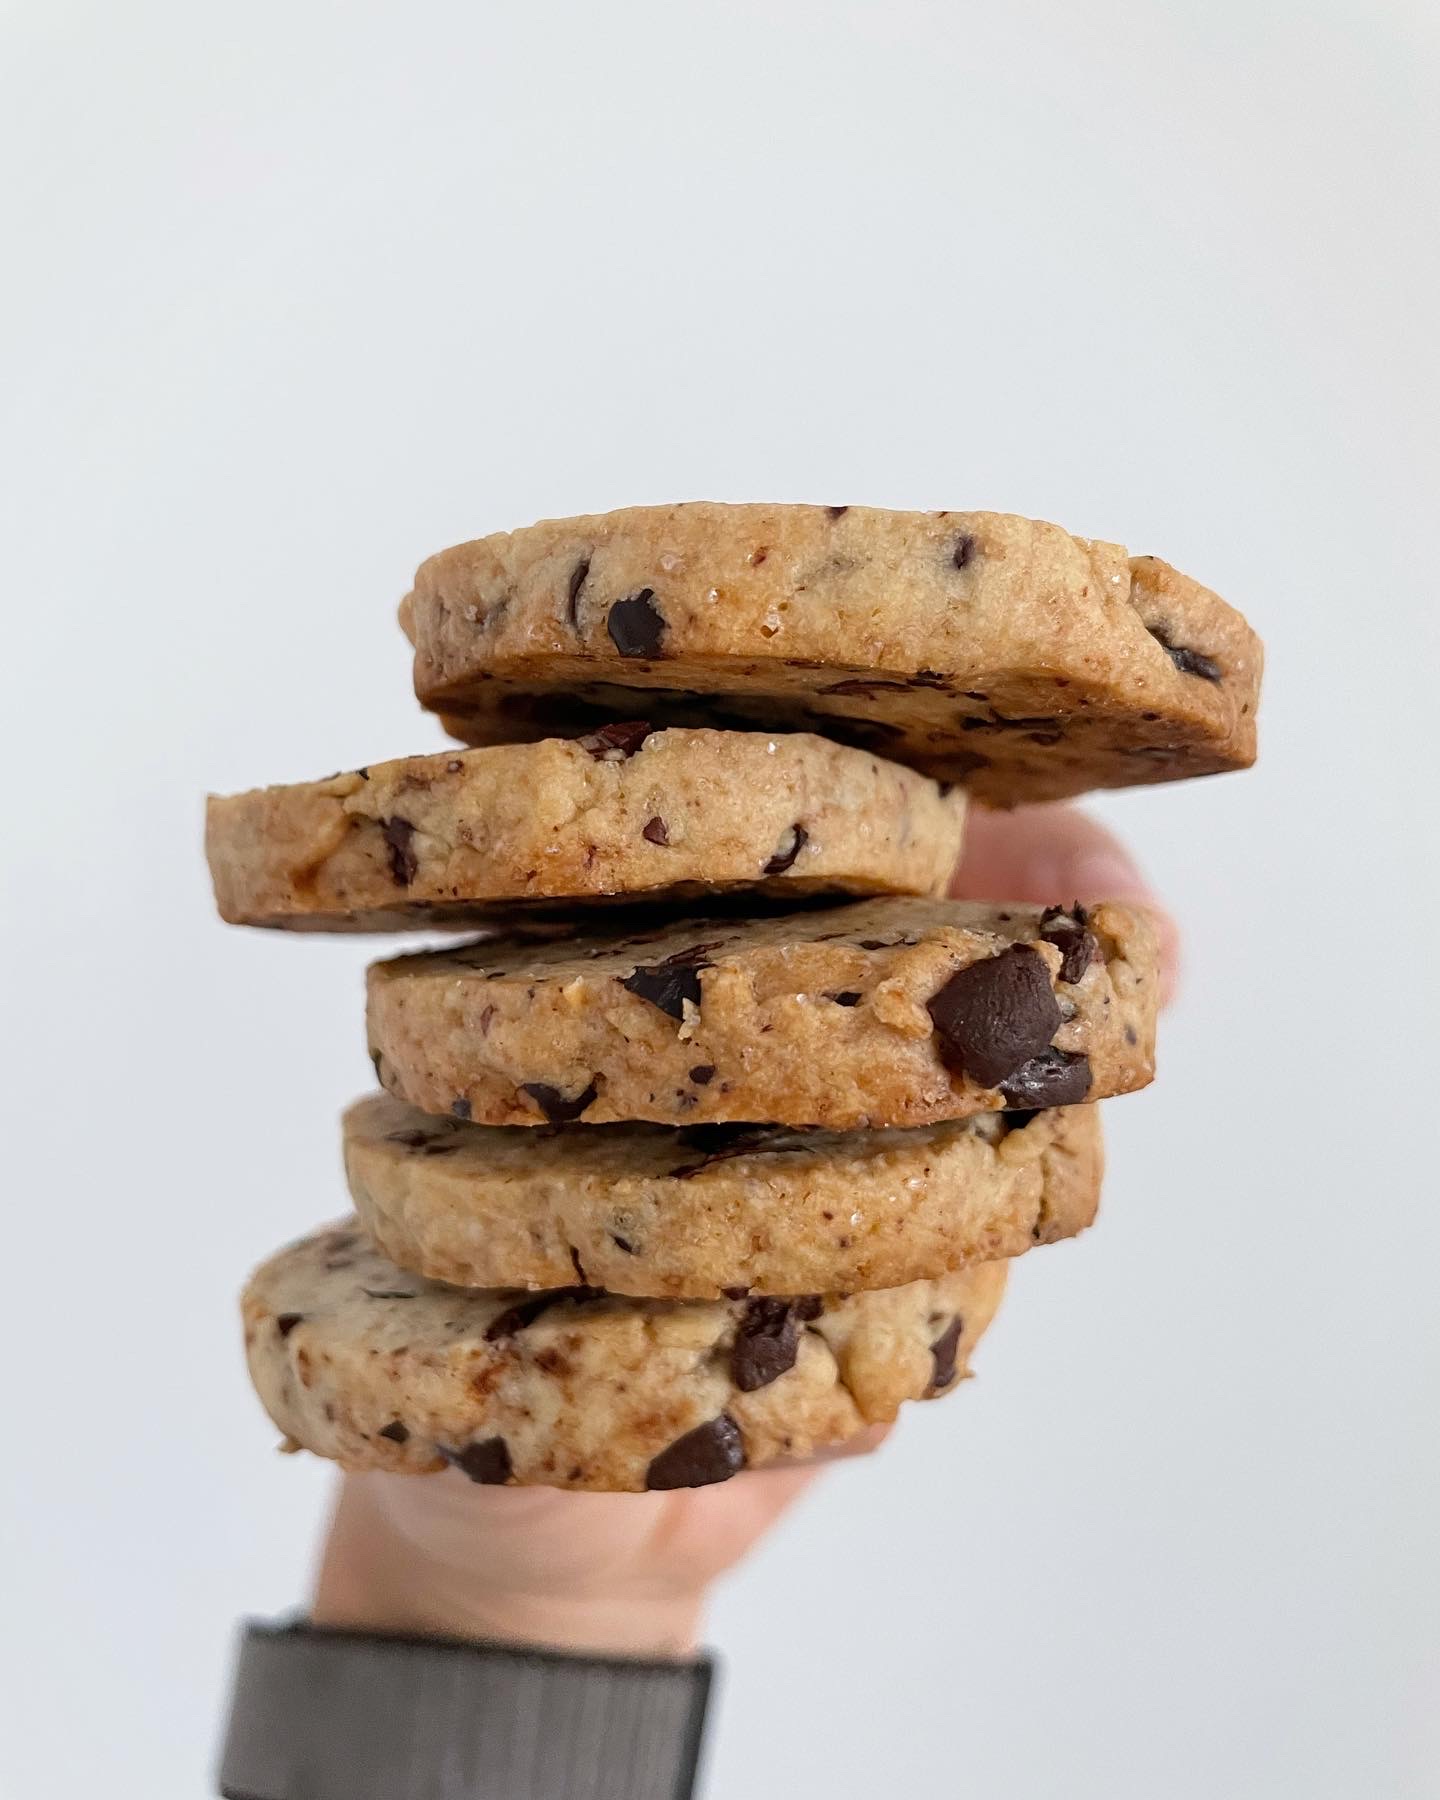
2 3 1438 1796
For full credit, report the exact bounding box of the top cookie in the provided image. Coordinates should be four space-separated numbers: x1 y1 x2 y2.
402 503 1261 806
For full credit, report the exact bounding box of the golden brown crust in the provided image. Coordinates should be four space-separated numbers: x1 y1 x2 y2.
401 503 1262 806
206 730 967 930
366 896 1157 1130
344 1093 1101 1297
242 1220 1007 1492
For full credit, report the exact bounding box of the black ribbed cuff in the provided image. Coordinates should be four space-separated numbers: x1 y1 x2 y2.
218 1618 714 1800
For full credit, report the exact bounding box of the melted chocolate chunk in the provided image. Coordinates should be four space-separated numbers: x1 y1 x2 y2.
645 1415 746 1490
688 1064 716 1084
484 1287 603 1341
386 1128 439 1149
826 505 850 518
451 1097 473 1121
819 678 913 697
377 1420 410 1444
722 1285 752 1301
793 1296 824 1321
928 1318 963 1391
1038 904 1098 983
998 1049 1092 1107
926 946 1063 1087
952 533 978 570
642 815 671 846
730 1299 802 1391
362 1288 419 1300
1148 623 1221 682
381 816 418 886
566 555 591 629
763 824 808 875
520 1081 599 1124
609 1232 637 1254
443 1438 513 1485
579 720 653 759
668 1125 812 1179
275 1313 304 1338
621 944 718 1020
606 589 666 657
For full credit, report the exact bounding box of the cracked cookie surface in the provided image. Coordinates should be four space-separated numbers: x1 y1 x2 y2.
366 896 1156 1129
402 503 1262 806
344 1092 1101 1297
243 1219 1007 1492
206 729 967 930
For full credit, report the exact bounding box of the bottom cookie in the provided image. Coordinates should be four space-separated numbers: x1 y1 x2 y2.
242 1221 1007 1492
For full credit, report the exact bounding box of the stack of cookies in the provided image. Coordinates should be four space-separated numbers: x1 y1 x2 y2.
208 504 1260 1493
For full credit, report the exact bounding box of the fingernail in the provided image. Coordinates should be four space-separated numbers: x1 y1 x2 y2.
1060 849 1155 905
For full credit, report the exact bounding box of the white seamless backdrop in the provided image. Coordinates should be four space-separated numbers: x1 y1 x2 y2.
2 3 1437 1797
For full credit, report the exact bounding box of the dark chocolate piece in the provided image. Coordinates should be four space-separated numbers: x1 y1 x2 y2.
926 946 1063 1087
645 1415 746 1490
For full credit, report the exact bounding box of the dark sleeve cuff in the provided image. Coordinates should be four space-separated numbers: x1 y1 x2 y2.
217 1618 714 1800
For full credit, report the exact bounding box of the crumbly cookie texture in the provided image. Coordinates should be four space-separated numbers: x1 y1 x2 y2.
401 503 1262 807
366 896 1156 1130
242 1220 1007 1492
344 1092 1101 1298
205 730 967 931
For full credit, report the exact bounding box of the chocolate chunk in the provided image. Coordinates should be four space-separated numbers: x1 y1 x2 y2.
911 669 949 688
421 1142 459 1157
569 1245 588 1283
793 1296 824 1321
609 1232 637 1254
826 505 850 518
731 1299 802 1391
386 1129 438 1149
362 1288 419 1300
579 719 653 760
763 824 808 876
483 1294 556 1340
484 1287 601 1340
927 946 1063 1087
642 815 670 846
621 944 717 1019
819 678 913 697
377 1420 410 1444
722 1285 752 1301
928 1318 963 1391
606 588 666 657
451 1097 472 1121
443 1438 513 1485
520 1081 599 1124
1038 904 1098 983
380 816 418 886
668 1126 812 1179
858 938 892 950
999 1109 1038 1133
952 533 978 570
645 1415 746 1490
275 1313 304 1338
828 991 862 1006
688 1064 716 1084
1148 623 1221 682
566 555 591 629
998 1049 1092 1107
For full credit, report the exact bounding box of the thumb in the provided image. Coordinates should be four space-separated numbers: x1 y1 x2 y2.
951 803 1180 1004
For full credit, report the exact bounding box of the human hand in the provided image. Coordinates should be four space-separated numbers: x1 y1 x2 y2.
311 803 1176 1657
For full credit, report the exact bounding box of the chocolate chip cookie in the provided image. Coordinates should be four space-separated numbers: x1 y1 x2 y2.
366 897 1156 1129
243 1220 1007 1492
402 503 1261 806
206 729 967 930
344 1092 1101 1298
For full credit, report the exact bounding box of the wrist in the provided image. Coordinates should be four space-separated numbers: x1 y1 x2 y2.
311 1474 707 1658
